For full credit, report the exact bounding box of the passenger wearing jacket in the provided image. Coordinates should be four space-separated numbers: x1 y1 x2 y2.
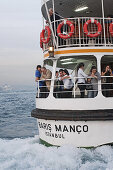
59 69 73 98
41 67 52 91
77 63 88 98
88 66 101 98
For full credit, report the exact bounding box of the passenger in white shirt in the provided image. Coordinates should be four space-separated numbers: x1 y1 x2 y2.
77 63 88 98
60 69 73 98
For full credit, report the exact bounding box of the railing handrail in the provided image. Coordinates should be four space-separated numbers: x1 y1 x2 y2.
50 17 113 24
36 76 113 82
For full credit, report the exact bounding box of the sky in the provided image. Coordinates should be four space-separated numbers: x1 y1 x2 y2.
0 0 43 86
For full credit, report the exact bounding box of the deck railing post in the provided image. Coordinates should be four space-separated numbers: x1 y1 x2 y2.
74 77 76 98
50 59 57 97
78 18 81 46
97 55 102 96
101 0 106 46
38 80 40 98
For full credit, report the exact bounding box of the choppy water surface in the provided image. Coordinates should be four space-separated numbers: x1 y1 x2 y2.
0 87 113 170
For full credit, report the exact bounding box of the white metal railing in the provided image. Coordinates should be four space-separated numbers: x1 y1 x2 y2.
36 76 113 98
43 17 113 51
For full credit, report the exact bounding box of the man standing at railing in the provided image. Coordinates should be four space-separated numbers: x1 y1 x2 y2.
49 8 61 23
35 65 45 98
77 63 88 98
40 67 52 97
46 8 61 29
35 65 41 82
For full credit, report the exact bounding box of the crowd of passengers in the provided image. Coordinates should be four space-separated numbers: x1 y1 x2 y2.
35 63 113 98
54 63 101 98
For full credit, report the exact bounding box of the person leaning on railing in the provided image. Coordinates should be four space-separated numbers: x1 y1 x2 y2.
35 65 46 98
88 66 101 98
46 8 61 31
77 63 88 98
101 65 113 97
59 69 74 98
40 67 52 97
57 69 64 98
35 65 41 84
35 65 41 90
54 71 60 98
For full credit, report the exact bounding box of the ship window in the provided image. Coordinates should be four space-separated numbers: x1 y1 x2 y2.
54 55 98 99
101 55 113 97
44 59 53 72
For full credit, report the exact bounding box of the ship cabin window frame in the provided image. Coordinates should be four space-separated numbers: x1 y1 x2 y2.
54 55 99 99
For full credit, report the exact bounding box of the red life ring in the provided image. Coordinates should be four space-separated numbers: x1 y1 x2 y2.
40 32 43 48
41 26 51 44
109 23 113 36
57 20 75 39
83 19 102 38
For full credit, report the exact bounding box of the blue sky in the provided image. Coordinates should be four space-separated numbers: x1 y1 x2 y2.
0 0 43 86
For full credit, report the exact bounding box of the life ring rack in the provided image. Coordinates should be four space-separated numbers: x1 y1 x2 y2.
83 19 102 38
57 20 75 39
41 26 51 44
109 22 113 37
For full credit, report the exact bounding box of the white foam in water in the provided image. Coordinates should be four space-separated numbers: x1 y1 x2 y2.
0 136 113 170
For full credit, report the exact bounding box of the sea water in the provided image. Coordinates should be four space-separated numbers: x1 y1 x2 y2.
0 87 113 170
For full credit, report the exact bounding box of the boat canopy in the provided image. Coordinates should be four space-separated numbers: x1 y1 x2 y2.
41 0 113 20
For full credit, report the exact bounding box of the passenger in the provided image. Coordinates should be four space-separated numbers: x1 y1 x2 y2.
35 65 46 98
35 65 41 83
49 8 61 23
58 69 64 98
88 66 101 98
101 65 113 97
60 69 74 98
86 78 93 98
54 71 59 98
106 15 113 44
47 8 64 46
77 63 88 98
41 67 52 97
46 8 61 31
55 71 59 78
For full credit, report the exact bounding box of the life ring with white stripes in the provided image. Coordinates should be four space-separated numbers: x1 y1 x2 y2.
109 23 113 36
83 19 102 38
57 20 75 39
41 26 51 44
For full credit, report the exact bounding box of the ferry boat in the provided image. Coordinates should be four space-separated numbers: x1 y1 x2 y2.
31 0 113 147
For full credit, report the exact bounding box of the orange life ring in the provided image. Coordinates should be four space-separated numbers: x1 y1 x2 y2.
41 26 51 44
57 20 75 39
83 19 102 38
40 32 43 48
109 23 113 36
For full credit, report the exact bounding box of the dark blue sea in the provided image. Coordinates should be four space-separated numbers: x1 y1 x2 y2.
0 86 113 170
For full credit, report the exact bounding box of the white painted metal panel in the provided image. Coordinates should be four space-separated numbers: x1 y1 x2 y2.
38 119 113 147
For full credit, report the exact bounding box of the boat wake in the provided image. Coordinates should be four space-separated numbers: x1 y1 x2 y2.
0 136 113 170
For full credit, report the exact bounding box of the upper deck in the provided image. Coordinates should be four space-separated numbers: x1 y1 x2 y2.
41 0 112 18
40 0 113 53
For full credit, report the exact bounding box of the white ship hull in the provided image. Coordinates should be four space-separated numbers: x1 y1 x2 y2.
37 119 113 147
